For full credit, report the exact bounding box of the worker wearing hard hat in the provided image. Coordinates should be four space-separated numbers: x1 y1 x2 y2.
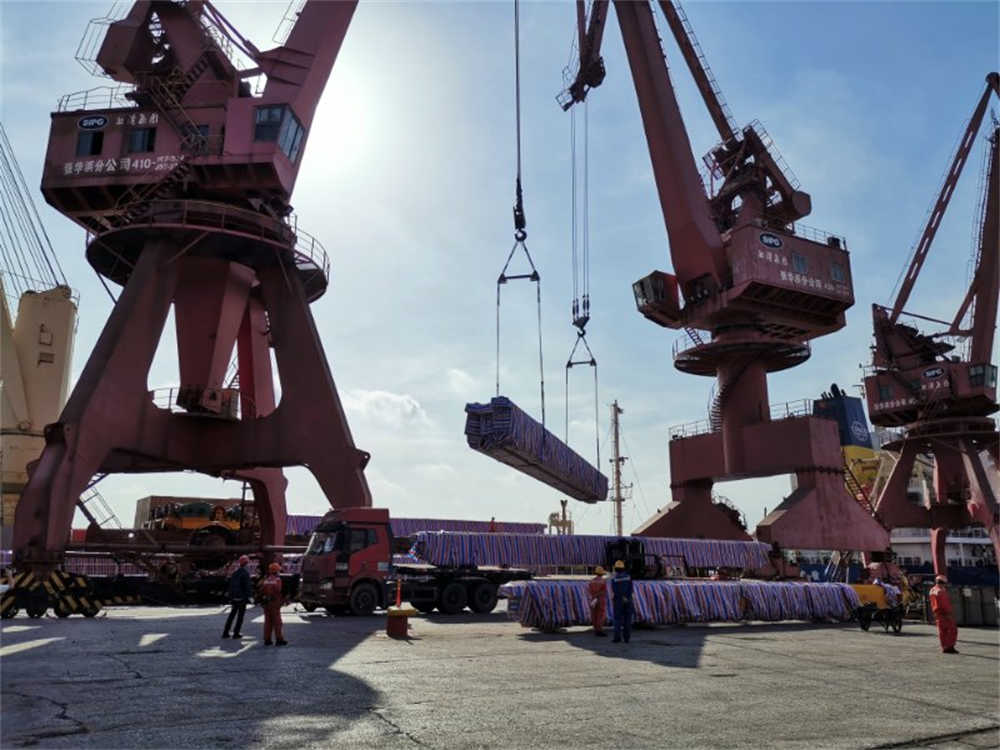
588 566 608 637
928 575 958 654
222 554 252 640
257 561 288 646
610 560 634 644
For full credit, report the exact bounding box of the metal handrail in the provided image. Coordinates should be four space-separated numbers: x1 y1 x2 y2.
791 223 849 250
149 385 256 420
669 396 816 439
57 84 136 112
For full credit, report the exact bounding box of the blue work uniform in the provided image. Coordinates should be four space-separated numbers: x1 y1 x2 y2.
610 571 634 643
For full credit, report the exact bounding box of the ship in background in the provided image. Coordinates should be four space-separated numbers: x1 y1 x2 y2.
797 384 997 586
0 124 80 549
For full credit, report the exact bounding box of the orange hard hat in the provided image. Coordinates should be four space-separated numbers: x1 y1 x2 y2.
268 562 281 574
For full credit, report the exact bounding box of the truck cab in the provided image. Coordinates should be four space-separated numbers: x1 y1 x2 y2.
299 508 392 616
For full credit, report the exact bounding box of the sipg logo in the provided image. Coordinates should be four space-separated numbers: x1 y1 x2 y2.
850 420 869 444
759 233 783 249
77 115 108 130
923 366 944 379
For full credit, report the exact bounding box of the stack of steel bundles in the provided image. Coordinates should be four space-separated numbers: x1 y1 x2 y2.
410 531 770 571
498 579 861 630
284 516 547 538
390 518 545 536
465 397 609 502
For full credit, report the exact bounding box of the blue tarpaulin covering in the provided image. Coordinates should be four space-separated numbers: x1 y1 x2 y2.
499 579 861 629
410 531 771 570
465 396 609 502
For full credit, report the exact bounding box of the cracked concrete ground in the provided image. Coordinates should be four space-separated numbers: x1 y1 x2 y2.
1 604 997 749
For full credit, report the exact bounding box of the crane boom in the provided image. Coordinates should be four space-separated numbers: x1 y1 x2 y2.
964 124 999 363
656 0 736 143
890 72 1000 323
612 0 727 293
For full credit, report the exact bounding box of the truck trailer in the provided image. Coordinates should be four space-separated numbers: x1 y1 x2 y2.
298 508 533 616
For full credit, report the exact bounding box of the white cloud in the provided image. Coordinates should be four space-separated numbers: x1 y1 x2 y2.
342 389 431 427
446 368 477 396
413 463 457 480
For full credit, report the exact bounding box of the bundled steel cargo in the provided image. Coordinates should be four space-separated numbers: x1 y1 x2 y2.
285 515 546 537
465 397 609 502
499 579 861 630
410 531 771 571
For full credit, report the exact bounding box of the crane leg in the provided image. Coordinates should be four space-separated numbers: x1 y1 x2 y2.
257 264 372 508
960 440 1000 569
12 242 177 568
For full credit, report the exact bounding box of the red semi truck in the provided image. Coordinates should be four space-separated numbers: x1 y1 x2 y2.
298 508 532 616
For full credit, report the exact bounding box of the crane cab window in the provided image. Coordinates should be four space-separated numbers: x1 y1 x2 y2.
277 110 305 163
127 128 156 153
254 106 285 141
76 131 103 156
791 252 808 274
969 364 997 387
830 262 846 282
254 105 307 163
878 383 892 401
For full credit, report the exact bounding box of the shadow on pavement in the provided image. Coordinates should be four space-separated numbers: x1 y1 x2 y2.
1 606 391 749
517 620 905 669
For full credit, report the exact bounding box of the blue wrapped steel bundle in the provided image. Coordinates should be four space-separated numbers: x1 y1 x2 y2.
410 531 771 571
284 516 546 537
390 518 545 537
465 397 609 502
498 579 862 630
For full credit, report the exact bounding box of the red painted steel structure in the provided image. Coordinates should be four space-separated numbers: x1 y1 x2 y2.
562 0 888 550
14 0 371 572
865 74 1000 576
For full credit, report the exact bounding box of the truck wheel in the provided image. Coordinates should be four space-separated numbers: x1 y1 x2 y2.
302 603 318 612
438 582 467 615
26 595 48 619
350 583 378 616
468 582 498 614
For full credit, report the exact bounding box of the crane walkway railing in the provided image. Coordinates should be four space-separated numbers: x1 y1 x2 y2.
669 397 816 439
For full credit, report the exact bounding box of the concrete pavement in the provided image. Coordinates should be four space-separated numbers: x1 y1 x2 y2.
2 604 997 749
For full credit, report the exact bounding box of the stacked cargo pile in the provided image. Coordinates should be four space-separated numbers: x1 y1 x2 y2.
285 515 546 538
500 579 861 630
391 518 545 536
410 531 770 571
465 397 609 502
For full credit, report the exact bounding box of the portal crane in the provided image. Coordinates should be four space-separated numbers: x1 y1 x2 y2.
13 0 371 576
561 0 888 550
865 73 1000 575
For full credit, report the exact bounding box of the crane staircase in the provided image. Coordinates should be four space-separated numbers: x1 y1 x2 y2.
76 475 123 529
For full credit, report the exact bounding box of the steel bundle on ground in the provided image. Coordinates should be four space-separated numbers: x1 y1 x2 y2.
499 579 862 629
410 531 771 571
465 397 609 502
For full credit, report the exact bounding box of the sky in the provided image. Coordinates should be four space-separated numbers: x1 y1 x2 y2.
0 1 997 536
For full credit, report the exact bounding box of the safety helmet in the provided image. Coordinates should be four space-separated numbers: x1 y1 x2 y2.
268 562 281 574
594 566 606 576
934 575 947 584
614 560 625 570
238 555 250 566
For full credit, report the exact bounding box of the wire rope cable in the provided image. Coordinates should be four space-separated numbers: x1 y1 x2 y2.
495 0 546 427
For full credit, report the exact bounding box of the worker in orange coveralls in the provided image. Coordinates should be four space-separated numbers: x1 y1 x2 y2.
929 575 958 654
588 566 608 637
258 562 288 646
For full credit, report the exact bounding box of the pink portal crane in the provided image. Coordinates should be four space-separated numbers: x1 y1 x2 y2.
561 1 888 551
865 74 1000 576
14 0 371 572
